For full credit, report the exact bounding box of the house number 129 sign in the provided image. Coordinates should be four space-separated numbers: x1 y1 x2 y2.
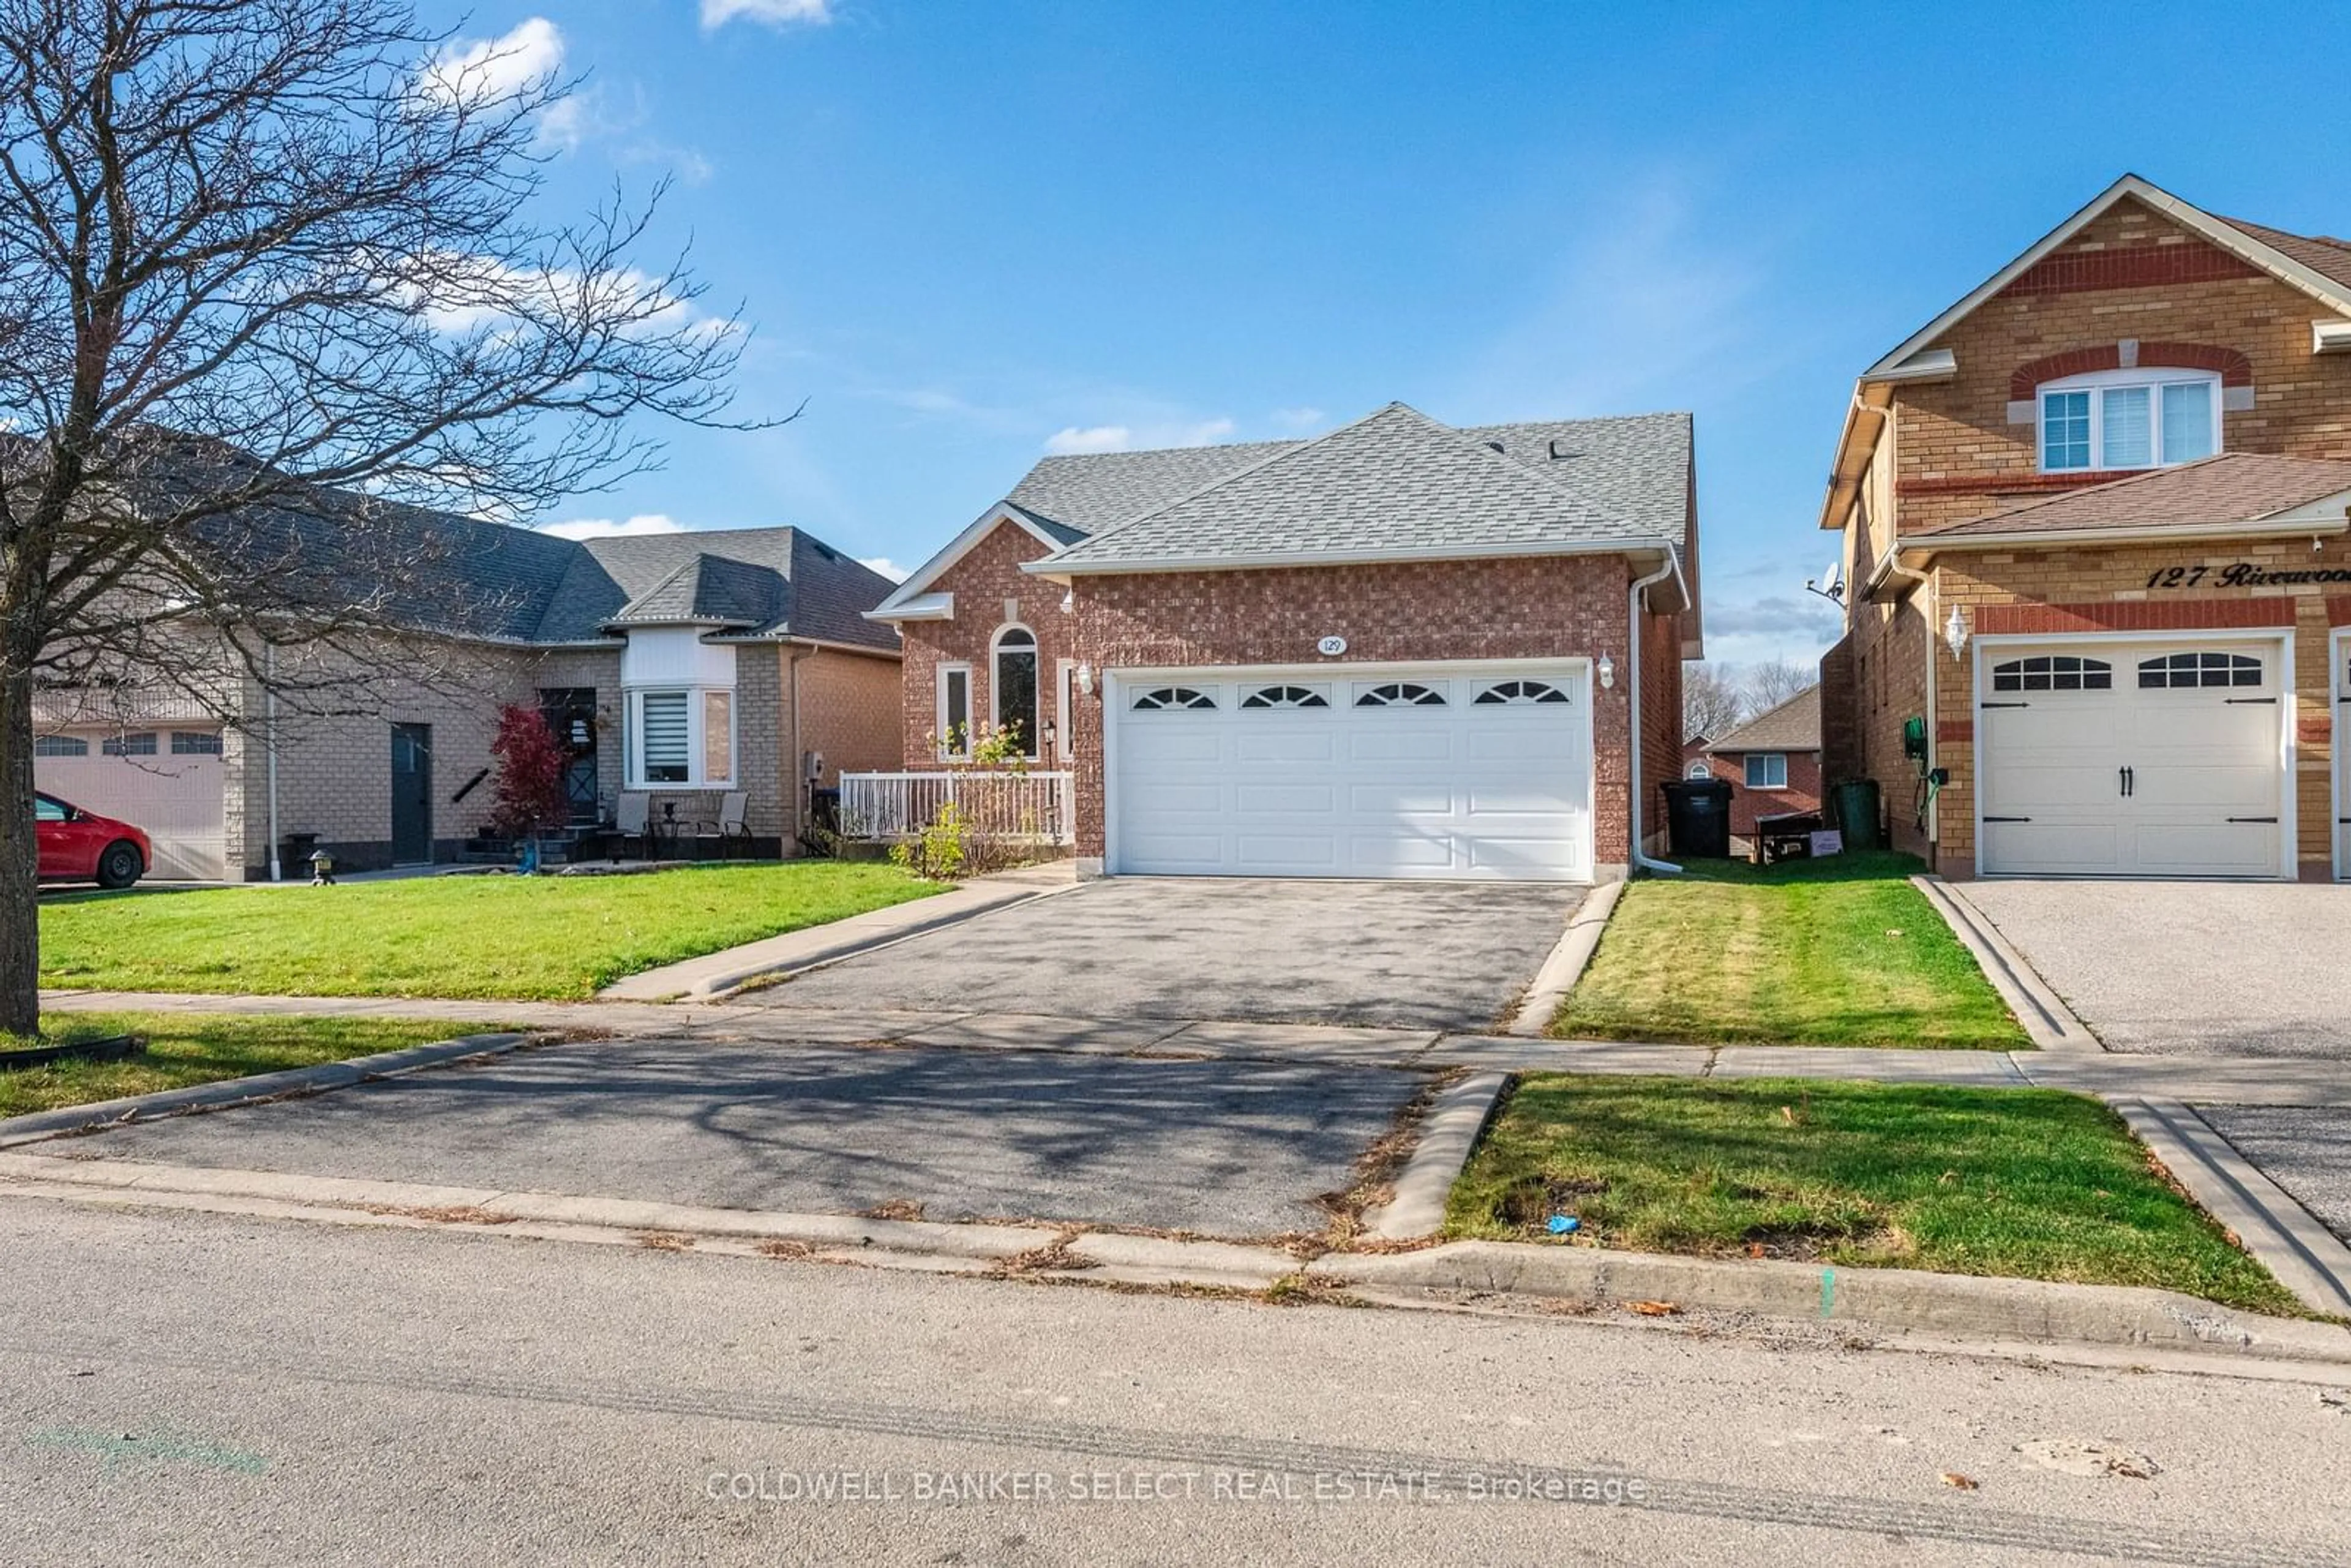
1317 635 1348 656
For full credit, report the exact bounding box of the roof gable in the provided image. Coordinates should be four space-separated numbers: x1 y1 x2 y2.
1708 686 1821 754
1030 402 1687 574
1862 174 2351 383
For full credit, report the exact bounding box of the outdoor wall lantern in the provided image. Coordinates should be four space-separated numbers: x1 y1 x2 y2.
1060 589 1075 613
1595 653 1616 690
1075 662 1095 696
1944 603 1969 661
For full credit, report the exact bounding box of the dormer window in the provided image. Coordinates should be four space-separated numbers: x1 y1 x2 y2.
2038 369 2220 473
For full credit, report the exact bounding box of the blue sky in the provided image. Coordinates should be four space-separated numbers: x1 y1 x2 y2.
421 1 2350 670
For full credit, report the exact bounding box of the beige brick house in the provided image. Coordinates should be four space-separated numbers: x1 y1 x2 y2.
868 402 1700 883
1818 174 2351 881
34 506 901 880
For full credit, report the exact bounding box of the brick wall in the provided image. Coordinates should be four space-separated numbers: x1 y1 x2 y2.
1063 554 1649 872
1927 536 2350 877
1891 196 2351 534
1704 749 1825 839
898 520 1074 766
793 645 902 788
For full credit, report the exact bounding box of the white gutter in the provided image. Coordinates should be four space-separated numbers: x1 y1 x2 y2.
264 643 282 883
1905 518 2351 553
1626 555 1681 876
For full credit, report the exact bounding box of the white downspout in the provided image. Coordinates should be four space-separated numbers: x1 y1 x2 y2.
785 643 807 860
1627 552 1682 877
264 643 282 883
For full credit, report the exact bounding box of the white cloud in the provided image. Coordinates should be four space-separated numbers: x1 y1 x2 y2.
1043 416 1235 456
422 18 564 105
702 0 833 30
539 513 686 541
1270 406 1325 430
1044 425 1133 455
857 557 907 582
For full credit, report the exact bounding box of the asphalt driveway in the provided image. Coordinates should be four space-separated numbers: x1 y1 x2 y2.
1954 881 2351 1057
749 877 1582 1031
34 1035 1419 1237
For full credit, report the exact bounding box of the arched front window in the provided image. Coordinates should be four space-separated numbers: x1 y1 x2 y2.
2038 367 2220 473
991 625 1040 757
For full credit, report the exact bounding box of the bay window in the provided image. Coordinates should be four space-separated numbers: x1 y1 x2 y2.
2038 369 2219 473
625 685 735 788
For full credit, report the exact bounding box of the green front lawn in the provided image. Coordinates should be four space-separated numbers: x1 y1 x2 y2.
39 862 940 1000
1445 1075 2306 1316
1554 853 2027 1049
2 1013 492 1118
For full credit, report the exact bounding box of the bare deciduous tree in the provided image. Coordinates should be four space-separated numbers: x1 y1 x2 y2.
1681 661 1744 741
0 0 751 1036
1739 659 1817 716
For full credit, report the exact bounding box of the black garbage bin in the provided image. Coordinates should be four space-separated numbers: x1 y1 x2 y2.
1830 779 1884 852
1659 777 1733 860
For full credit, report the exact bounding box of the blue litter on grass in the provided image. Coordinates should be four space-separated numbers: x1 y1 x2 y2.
1547 1215 1580 1235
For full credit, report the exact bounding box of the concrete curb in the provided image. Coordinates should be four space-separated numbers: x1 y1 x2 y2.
1913 876 2099 1052
1304 1239 2351 1364
601 873 1083 1002
1504 882 1621 1037
2107 1095 2351 1317
0 1032 532 1149
1362 1072 1509 1240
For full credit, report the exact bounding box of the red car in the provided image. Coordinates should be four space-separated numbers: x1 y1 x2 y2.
36 792 151 889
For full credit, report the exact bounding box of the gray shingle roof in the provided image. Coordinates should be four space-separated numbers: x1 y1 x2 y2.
535 527 900 651
127 438 900 653
1035 403 1691 571
1005 441 1297 536
1708 686 1821 755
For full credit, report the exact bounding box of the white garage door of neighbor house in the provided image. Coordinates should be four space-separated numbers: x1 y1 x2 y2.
34 727 228 880
1977 640 2287 879
1108 664 1594 882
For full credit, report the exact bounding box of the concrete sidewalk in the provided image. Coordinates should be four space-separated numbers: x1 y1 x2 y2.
39 988 2351 1104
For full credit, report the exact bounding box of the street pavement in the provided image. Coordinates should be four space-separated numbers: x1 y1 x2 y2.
2 1200 2345 1567
20 1035 1419 1236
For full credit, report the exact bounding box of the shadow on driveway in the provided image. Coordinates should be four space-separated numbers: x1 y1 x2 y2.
37 1037 1423 1238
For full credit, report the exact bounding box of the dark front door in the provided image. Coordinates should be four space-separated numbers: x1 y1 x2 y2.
539 688 600 827
391 723 433 864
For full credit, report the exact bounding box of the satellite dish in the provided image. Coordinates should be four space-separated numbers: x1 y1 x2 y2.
1805 561 1846 604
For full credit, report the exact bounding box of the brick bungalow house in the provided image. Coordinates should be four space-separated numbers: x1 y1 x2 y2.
34 500 901 880
1818 174 2351 880
1701 686 1823 846
868 402 1699 883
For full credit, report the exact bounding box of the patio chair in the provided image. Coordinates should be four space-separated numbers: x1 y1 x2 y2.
693 791 752 858
612 792 652 862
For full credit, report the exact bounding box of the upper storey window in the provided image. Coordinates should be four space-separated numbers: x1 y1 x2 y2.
2038 369 2219 473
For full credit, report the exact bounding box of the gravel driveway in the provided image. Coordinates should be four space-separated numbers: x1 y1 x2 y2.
1952 881 2351 1057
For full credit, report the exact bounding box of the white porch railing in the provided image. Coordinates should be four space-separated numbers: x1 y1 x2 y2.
838 770 1076 845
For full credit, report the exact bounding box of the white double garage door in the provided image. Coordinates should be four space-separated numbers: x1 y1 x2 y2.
1106 662 1594 882
34 726 228 880
1976 636 2291 879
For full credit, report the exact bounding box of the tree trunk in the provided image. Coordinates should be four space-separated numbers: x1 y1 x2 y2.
0 655 43 1040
